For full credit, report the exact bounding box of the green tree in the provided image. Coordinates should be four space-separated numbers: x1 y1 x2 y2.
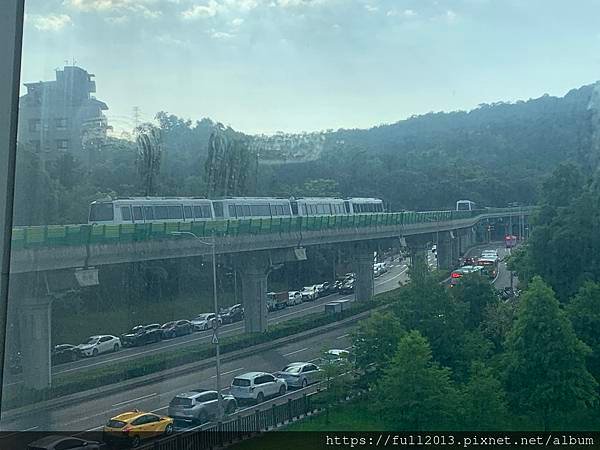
351 311 404 385
460 361 510 430
505 277 598 430
566 282 600 378
481 299 517 352
451 274 498 329
374 331 458 430
392 268 467 370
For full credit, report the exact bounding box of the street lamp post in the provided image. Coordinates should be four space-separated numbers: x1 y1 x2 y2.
171 231 223 421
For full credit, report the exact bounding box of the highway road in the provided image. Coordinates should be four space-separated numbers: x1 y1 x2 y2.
3 257 411 388
0 243 514 433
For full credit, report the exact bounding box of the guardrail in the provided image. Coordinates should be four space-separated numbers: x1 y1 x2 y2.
10 208 533 250
138 391 318 450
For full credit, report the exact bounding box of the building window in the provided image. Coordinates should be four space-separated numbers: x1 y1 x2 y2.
55 118 68 130
29 119 41 132
56 139 69 151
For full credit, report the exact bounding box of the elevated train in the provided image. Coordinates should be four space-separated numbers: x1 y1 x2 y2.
88 196 385 225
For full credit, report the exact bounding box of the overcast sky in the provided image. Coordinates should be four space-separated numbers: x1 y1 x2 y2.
20 0 600 134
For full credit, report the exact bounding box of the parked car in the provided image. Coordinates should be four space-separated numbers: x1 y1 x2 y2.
339 279 354 294
103 410 173 448
190 314 221 332
52 344 82 364
315 283 327 297
230 372 287 404
274 362 322 388
168 389 237 424
121 324 163 347
267 292 289 311
161 320 193 338
77 335 121 357
324 349 352 366
219 304 244 324
27 435 102 450
301 285 318 301
287 291 303 306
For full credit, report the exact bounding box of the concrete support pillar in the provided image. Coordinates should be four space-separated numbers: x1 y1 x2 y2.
353 244 374 302
406 240 429 277
459 230 468 255
437 232 453 270
452 232 460 265
19 296 52 390
237 253 270 333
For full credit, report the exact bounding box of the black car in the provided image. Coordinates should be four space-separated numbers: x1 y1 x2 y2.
27 435 103 450
161 320 193 339
52 344 82 365
121 324 163 347
339 280 354 294
219 304 244 324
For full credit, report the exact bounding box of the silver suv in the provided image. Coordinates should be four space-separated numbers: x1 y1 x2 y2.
168 389 237 424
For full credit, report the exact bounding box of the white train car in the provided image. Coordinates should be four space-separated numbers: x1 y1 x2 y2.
291 197 346 216
211 197 293 219
88 197 214 224
344 198 385 214
456 200 477 211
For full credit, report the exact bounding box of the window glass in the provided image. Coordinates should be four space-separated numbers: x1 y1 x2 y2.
228 205 236 218
168 205 182 219
202 205 212 218
184 206 192 219
121 206 132 221
133 206 143 221
301 204 307 215
194 205 205 218
155 206 169 219
250 205 260 216
236 205 244 217
243 205 251 216
144 206 155 220
212 201 224 217
89 203 114 222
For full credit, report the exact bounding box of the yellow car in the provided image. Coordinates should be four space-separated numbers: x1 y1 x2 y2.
103 409 174 448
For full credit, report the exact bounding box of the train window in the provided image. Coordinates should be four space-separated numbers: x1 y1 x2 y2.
202 205 211 218
89 202 114 222
144 206 154 220
213 202 224 218
290 201 298 215
236 205 244 217
168 206 183 220
228 205 236 218
121 206 132 221
132 206 143 221
259 205 270 216
194 206 204 218
243 205 251 216
184 206 192 219
250 205 260 216
301 205 307 215
155 206 169 219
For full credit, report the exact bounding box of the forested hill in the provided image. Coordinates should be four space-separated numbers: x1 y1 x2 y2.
12 82 599 225
262 83 598 210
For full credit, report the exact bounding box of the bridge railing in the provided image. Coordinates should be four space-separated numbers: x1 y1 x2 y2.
10 208 532 250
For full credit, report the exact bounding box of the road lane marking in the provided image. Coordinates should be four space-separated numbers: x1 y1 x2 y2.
211 367 244 378
283 347 308 357
112 392 157 407
336 333 350 339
